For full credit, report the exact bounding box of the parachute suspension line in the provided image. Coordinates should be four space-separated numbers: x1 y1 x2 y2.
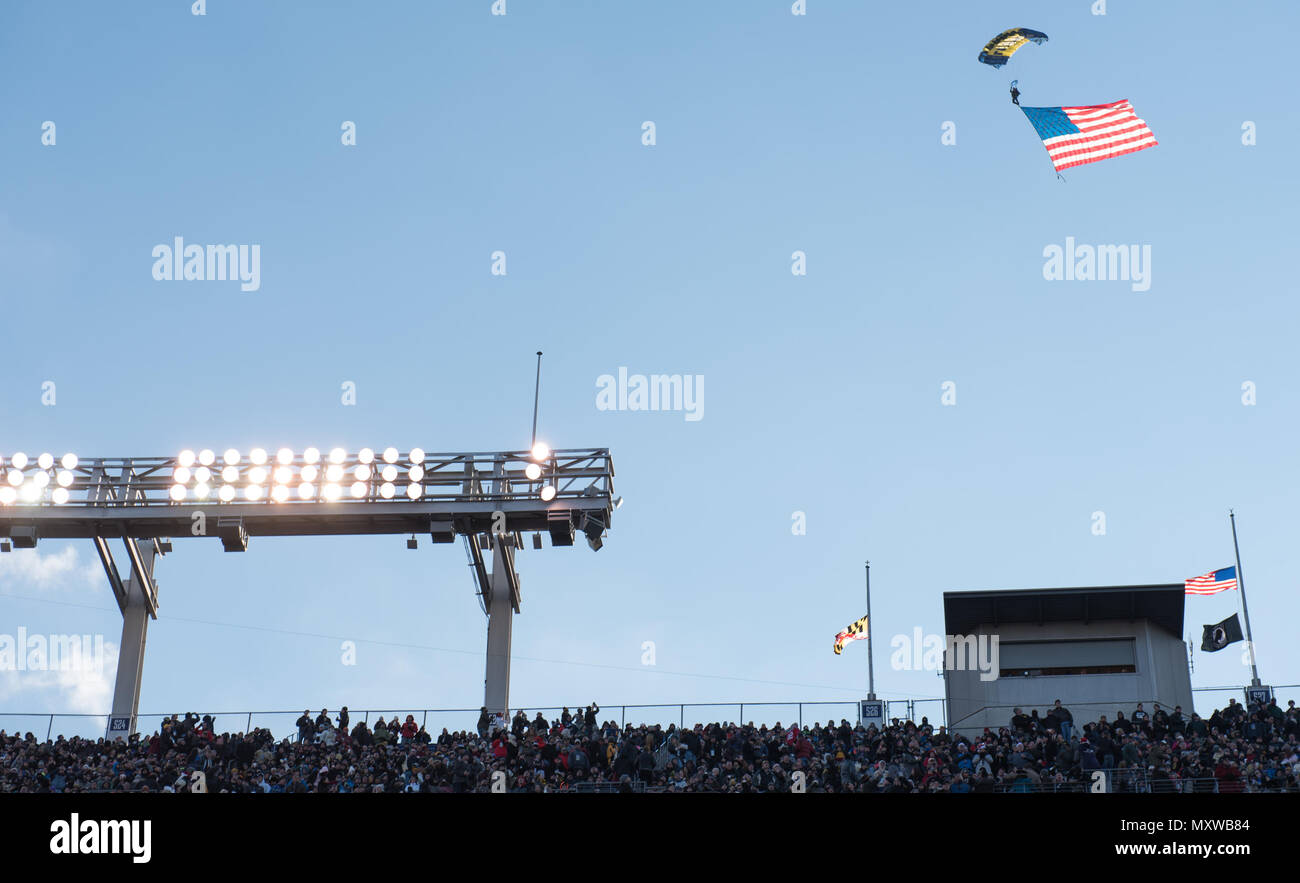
1057 173 1066 183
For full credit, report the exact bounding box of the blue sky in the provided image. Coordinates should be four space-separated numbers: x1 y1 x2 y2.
1 1 1297 738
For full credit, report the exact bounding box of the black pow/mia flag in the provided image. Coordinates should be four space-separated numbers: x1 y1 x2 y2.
1201 614 1244 652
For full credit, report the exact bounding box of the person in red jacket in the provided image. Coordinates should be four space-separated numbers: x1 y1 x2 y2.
400 715 418 743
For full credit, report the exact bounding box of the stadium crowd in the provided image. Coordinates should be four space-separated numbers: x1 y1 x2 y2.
2 697 1298 793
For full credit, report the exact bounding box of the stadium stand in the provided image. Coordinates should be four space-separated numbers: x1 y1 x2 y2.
3 699 1297 793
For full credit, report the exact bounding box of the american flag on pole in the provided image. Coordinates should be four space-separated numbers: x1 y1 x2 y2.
1020 100 1157 172
1185 566 1238 596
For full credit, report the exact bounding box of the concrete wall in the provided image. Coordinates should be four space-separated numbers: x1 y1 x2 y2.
944 618 1193 738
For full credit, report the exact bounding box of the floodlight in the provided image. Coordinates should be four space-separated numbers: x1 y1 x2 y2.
6 471 22 487
325 464 344 483
358 448 374 464
353 465 371 481
408 465 424 482
170 485 186 501
350 481 366 498
56 471 74 487
531 443 550 461
381 465 397 482
409 448 425 465
19 481 41 501
406 483 422 500
304 447 321 464
33 472 50 489
51 488 69 505
0 487 15 505
61 453 78 470
224 449 241 465
194 467 212 483
248 467 268 485
11 452 27 469
323 482 342 500
301 465 319 482
540 485 556 501
379 482 395 499
274 466 293 484
245 485 263 501
276 448 294 465
198 449 215 466
250 448 268 465
178 450 196 468
271 485 290 503
173 467 192 484
195 483 211 499
329 448 346 464
383 447 398 464
219 485 236 502
298 482 315 500
525 463 542 481
221 466 239 483
37 453 53 470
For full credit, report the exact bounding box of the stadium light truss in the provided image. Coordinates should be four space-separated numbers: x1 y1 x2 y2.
0 445 616 738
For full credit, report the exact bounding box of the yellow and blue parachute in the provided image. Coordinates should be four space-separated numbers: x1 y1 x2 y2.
978 28 1049 68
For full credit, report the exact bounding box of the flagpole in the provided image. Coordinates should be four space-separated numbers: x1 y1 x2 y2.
1229 510 1261 687
865 561 875 701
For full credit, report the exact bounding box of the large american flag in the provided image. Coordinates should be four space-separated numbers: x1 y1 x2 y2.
1185 566 1238 596
1020 100 1157 172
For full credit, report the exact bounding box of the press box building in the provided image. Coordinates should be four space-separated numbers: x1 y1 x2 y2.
942 584 1194 737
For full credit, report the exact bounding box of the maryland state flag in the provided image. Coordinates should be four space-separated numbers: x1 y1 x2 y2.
833 615 869 655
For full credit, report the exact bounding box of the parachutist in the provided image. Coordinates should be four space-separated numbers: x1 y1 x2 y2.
1010 83 1021 106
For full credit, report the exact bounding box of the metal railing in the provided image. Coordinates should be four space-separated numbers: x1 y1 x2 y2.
0 698 948 743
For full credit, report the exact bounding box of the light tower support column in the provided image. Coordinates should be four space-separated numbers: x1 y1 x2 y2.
483 539 517 719
105 538 160 739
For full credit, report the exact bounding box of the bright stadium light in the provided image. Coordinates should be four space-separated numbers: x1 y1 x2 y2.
195 482 211 499
56 471 74 487
61 453 78 470
178 450 196 468
354 464 371 481
540 485 556 501
408 465 424 482
301 465 318 482
358 448 374 464
525 463 542 481
350 481 366 498
409 448 425 465
304 447 321 464
170 485 186 502
406 483 422 500
276 448 294 465
325 464 343 483
250 448 268 466
198 449 215 466
11 452 27 470
245 485 263 501
248 467 268 485
383 447 398 464
174 467 192 484
379 482 395 499
6 471 22 487
20 482 38 502
274 466 293 484
33 472 50 489
381 465 397 482
38 453 54 471
222 465 239 483
323 482 342 501
0 487 13 505
271 485 290 503
224 449 241 466
219 485 236 502
531 443 550 461
194 467 212 483
298 482 315 500
51 487 69 505
329 448 346 465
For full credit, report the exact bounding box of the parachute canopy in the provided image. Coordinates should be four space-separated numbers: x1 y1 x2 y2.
978 28 1049 68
